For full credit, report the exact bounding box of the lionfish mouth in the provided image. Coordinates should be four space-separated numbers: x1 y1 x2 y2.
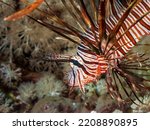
1 0 150 104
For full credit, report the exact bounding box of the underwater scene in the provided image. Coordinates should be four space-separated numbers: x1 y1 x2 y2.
0 0 150 113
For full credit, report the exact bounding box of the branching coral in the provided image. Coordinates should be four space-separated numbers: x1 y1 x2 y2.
35 74 65 99
0 63 21 87
0 91 14 112
17 73 65 102
17 82 36 104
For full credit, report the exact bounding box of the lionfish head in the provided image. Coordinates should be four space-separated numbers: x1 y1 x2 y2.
66 44 108 93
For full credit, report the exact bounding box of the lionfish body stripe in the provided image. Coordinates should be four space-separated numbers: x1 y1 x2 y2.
2 0 150 102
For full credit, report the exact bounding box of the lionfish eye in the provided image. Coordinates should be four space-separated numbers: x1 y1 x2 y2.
71 59 82 67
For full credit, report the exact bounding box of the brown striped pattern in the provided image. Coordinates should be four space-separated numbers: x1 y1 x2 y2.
105 0 150 57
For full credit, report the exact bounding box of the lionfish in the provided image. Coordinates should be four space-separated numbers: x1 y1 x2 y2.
1 0 150 104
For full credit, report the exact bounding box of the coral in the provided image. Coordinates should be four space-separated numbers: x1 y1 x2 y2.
17 73 65 102
0 21 11 61
0 63 21 87
0 104 11 112
95 93 116 112
0 91 6 105
0 91 14 112
85 79 107 97
78 79 109 112
17 82 36 104
31 96 81 113
35 74 65 99
131 93 150 113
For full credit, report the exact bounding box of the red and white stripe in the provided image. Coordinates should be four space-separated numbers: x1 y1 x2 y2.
105 0 150 58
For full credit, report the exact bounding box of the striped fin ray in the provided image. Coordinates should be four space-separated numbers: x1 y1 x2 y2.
106 36 150 103
97 0 107 42
77 0 97 31
59 0 100 49
104 0 150 58
90 0 98 25
4 0 44 21
28 16 81 45
106 67 138 104
3 0 99 50
106 66 146 104
60 0 87 33
41 1 91 43
69 0 95 31
67 0 101 48
41 0 102 53
111 36 150 103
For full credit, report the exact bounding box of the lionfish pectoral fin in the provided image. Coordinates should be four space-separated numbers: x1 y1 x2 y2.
106 66 141 105
4 0 44 21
